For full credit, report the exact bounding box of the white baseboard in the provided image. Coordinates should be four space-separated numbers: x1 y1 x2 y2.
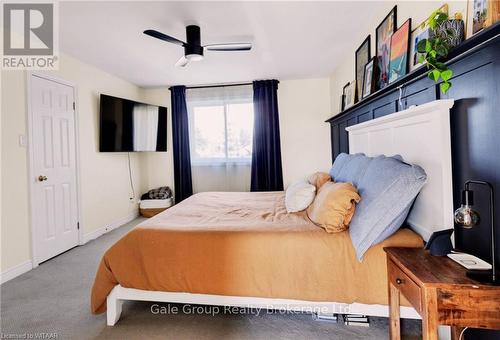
1 260 33 285
1 212 138 285
82 211 139 244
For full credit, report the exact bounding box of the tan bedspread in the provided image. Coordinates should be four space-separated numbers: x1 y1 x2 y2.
91 192 423 314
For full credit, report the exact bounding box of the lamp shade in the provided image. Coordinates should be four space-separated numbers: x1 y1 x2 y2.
454 205 480 228
454 189 480 228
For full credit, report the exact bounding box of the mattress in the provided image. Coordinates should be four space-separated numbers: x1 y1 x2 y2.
139 198 173 209
91 191 423 314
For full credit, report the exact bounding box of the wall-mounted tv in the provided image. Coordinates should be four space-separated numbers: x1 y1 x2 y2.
99 94 167 152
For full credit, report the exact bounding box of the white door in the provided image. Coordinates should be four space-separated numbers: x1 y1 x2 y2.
31 75 79 263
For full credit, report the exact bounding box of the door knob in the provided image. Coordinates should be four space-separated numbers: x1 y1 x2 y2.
38 175 48 182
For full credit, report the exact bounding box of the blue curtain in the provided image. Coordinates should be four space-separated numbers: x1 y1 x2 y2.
250 80 284 191
170 86 193 202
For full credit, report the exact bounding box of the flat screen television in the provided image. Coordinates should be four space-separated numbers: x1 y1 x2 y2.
99 94 167 152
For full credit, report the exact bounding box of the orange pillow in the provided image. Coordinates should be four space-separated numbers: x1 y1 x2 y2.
307 172 331 191
307 181 360 233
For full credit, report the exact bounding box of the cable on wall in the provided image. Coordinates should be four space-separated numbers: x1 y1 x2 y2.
127 152 135 201
458 327 468 340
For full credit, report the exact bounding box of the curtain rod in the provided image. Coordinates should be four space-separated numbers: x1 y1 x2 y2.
169 80 279 90
171 82 253 90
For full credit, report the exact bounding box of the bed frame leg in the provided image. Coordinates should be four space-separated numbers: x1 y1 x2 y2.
107 286 123 326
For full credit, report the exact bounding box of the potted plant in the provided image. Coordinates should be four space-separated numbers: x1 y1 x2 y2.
417 11 465 94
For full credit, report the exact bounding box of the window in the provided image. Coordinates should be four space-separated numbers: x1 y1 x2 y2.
187 86 254 165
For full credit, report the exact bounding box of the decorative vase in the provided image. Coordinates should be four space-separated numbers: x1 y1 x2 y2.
436 19 465 48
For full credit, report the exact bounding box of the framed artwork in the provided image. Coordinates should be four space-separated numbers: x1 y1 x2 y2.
490 0 500 27
342 82 355 110
339 94 345 112
467 0 500 36
376 6 397 90
362 57 377 98
409 26 432 72
355 36 371 103
388 19 412 83
409 5 448 71
472 0 489 34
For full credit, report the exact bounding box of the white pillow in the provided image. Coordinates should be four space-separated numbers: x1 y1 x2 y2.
285 180 316 213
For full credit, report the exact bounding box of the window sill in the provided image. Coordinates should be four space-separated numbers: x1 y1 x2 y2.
191 161 252 167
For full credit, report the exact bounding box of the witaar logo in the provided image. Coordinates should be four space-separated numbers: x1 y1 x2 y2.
3 3 53 55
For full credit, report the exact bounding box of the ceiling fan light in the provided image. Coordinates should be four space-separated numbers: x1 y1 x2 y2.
186 54 203 61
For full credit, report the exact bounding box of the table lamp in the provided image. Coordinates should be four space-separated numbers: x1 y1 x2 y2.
454 180 498 285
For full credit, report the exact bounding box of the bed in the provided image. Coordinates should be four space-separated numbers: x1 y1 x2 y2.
91 99 455 326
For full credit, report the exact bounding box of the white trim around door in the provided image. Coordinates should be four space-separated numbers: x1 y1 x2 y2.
26 72 83 267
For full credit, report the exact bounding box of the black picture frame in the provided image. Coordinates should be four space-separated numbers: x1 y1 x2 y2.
362 57 377 99
342 81 355 110
375 5 397 90
355 36 371 103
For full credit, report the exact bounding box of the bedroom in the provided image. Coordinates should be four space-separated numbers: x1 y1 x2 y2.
1 1 499 339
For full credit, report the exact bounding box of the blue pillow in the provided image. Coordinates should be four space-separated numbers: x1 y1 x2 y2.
329 153 350 178
347 155 427 260
329 153 372 187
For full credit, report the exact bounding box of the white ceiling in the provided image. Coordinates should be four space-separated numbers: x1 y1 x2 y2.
60 1 383 87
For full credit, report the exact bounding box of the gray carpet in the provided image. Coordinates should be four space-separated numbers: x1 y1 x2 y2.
1 218 421 339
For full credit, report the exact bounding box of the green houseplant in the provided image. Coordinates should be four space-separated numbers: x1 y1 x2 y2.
416 10 457 94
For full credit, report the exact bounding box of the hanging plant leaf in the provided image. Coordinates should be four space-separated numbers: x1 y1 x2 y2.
435 61 447 71
436 45 448 57
441 69 453 81
440 81 452 93
428 69 441 82
417 39 429 53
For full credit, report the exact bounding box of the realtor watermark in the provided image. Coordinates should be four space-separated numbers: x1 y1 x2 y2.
150 303 351 317
0 333 58 339
1 1 59 69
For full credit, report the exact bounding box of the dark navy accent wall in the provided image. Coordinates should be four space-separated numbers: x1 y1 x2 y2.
327 24 500 340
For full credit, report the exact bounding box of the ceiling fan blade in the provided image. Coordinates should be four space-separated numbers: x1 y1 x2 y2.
205 43 252 51
175 56 190 67
144 29 185 46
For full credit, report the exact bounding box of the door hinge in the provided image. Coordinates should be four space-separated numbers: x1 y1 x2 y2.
73 102 76 110
77 222 80 230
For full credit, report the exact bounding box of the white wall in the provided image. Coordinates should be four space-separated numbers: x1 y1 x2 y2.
329 0 468 117
278 78 332 187
138 88 174 191
1 54 148 273
140 77 332 191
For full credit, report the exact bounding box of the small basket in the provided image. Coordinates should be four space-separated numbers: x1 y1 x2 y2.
139 197 173 218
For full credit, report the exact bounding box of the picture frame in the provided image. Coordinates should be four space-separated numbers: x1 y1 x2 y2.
362 57 377 99
342 81 355 110
467 0 500 36
388 19 412 84
471 0 489 34
409 5 448 72
355 36 371 103
409 25 433 72
376 6 397 90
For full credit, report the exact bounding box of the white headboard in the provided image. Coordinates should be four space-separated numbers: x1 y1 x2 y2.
346 99 454 241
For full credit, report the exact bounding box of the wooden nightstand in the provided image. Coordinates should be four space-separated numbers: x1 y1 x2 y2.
384 247 500 340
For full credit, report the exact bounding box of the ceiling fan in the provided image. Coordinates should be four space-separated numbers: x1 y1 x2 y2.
144 25 252 67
